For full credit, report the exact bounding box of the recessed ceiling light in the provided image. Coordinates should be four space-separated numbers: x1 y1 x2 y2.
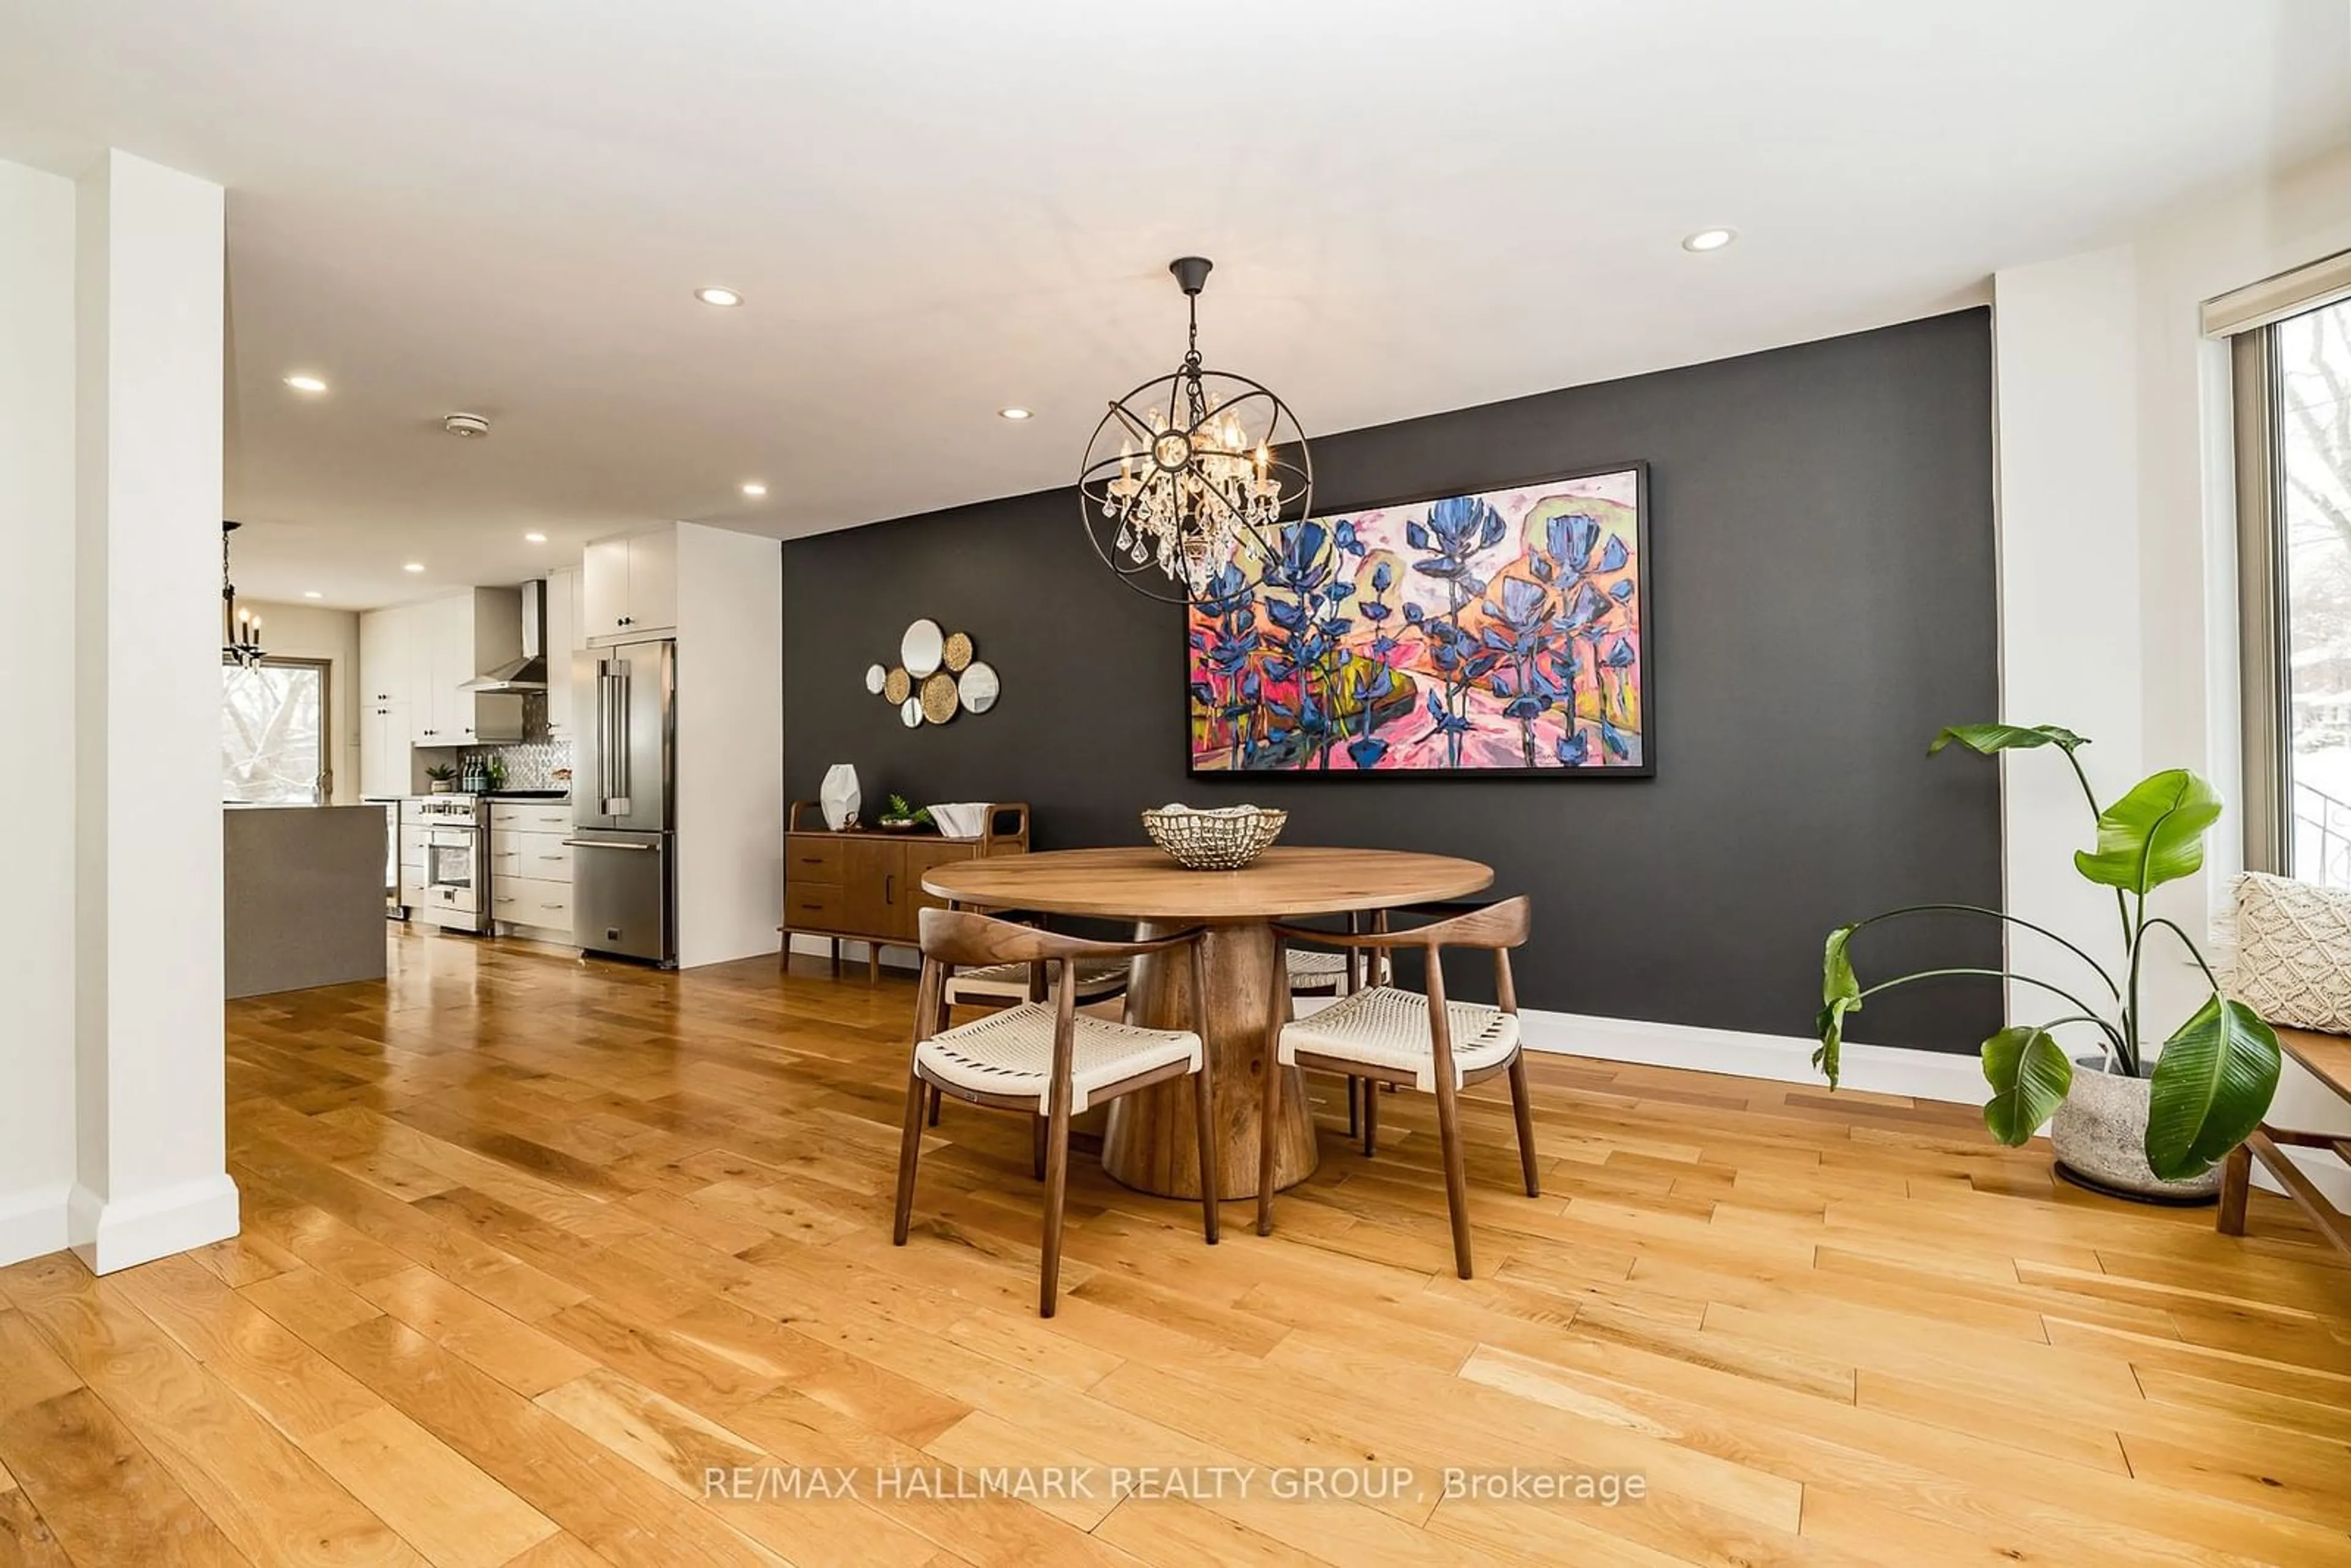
402 562 425 573
302 590 323 599
524 531 547 543
1681 228 1737 253
283 373 328 392
695 286 744 307
999 407 1033 421
741 481 767 498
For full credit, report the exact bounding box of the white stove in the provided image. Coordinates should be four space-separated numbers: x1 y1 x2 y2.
401 795 489 933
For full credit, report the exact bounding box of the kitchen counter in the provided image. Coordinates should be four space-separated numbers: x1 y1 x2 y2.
225 805 388 997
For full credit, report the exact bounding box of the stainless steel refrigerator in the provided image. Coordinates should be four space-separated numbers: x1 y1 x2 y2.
568 639 676 964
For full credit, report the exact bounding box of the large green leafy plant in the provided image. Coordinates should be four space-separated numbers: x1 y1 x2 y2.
1817 724 2282 1180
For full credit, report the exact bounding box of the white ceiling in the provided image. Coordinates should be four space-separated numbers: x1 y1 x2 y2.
3 1 2347 609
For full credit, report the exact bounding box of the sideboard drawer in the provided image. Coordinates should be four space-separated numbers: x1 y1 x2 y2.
788 835 846 883
785 880 847 929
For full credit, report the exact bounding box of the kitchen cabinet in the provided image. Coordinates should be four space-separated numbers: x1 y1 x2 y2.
583 527 678 644
488 802 575 939
543 565 579 738
359 700 411 797
407 588 525 746
359 606 414 706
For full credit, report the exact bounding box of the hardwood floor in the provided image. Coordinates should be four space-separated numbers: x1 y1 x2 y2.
5 925 2350 1566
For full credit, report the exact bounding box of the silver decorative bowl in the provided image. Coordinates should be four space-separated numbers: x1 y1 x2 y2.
1141 804 1288 871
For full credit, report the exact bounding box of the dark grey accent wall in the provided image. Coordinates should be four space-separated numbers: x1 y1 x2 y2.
785 309 2001 1052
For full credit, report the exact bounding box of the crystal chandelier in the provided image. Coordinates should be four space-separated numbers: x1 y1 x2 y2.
1079 257 1311 602
222 520 264 667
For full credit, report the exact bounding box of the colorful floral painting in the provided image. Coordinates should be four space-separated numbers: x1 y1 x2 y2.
1185 465 1648 775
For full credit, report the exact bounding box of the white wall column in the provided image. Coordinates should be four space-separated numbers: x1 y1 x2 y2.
67 148 238 1273
0 156 80 1264
1990 246 2147 1042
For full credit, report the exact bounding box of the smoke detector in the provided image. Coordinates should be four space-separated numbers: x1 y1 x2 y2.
442 412 490 439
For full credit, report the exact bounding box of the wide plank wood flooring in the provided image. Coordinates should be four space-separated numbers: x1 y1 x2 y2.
4 926 2350 1566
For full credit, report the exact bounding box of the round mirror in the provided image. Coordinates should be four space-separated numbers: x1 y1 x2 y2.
863 663 886 695
899 696 923 728
901 618 945 678
959 660 1000 715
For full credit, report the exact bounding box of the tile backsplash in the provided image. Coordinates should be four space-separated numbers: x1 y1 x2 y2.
460 738 573 792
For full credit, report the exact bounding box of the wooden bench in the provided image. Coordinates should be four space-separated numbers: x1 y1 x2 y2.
2219 1024 2351 1253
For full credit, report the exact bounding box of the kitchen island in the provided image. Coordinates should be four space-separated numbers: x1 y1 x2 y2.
225 805 388 998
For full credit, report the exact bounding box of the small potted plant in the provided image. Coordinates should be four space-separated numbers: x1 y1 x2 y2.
1817 724 2282 1199
424 762 457 795
876 794 933 832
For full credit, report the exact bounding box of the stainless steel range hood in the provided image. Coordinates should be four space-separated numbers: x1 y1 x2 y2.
462 579 549 692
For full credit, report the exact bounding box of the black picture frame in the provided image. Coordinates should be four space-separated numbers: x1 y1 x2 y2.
1182 459 1654 781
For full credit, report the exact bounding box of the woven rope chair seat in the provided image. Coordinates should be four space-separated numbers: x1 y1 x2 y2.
917 1004 1201 1112
944 959 1130 1005
1277 985 1519 1091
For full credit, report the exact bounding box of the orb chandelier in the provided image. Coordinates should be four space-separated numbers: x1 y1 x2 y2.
222 520 264 667
1079 256 1312 603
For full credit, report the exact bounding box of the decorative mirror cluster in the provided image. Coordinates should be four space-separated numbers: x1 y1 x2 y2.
863 618 999 729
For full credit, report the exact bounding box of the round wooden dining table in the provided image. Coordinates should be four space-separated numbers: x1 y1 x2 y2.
920 846 1494 1200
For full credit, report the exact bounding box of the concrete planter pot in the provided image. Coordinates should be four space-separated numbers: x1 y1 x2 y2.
2051 1058 2220 1204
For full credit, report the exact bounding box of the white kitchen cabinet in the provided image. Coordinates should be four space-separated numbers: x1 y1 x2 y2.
358 605 414 705
359 700 412 797
543 565 579 738
583 527 678 644
407 588 525 746
489 802 574 939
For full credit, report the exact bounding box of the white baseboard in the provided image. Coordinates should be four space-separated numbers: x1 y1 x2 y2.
69 1172 240 1275
0 1182 72 1269
1515 1008 1989 1104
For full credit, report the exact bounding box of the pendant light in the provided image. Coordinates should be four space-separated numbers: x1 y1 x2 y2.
1078 257 1312 603
222 520 264 667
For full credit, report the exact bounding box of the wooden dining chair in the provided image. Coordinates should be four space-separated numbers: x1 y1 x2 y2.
1283 908 1397 1139
1259 896 1538 1279
893 907 1220 1316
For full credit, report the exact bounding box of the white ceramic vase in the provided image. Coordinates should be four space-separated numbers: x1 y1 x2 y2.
820 763 861 831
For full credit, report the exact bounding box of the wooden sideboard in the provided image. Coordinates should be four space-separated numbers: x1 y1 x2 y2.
783 801 1030 980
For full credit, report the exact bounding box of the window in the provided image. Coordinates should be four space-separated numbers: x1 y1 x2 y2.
2279 300 2351 887
222 657 330 805
2221 250 2351 887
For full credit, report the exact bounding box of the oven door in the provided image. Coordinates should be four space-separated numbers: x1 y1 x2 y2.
422 827 479 914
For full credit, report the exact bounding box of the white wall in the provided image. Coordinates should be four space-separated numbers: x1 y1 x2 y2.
70 148 238 1273
1989 246 2147 1049
0 155 81 1264
674 521 784 969
1994 140 2351 1184
244 599 362 804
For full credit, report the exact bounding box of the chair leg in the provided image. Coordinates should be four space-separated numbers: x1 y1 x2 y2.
891 1070 927 1245
1192 1067 1220 1244
1362 1077 1379 1157
1431 1072 1474 1279
1032 1113 1048 1181
1039 1093 1072 1318
1346 1076 1360 1138
1256 1043 1283 1237
828 937 841 977
927 1083 940 1127
1507 1052 1540 1199
2218 1141 2252 1236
